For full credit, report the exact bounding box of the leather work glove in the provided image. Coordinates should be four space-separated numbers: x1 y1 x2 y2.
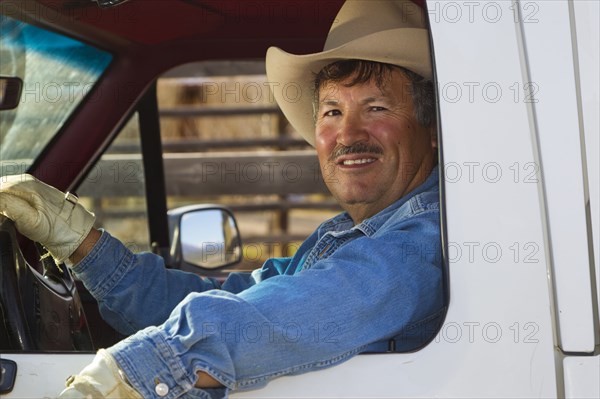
0 173 95 263
59 349 143 398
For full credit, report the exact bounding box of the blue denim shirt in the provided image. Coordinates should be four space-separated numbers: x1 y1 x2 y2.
72 168 443 399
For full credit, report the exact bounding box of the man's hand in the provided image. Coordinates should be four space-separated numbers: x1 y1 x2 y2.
0 174 95 263
59 349 142 398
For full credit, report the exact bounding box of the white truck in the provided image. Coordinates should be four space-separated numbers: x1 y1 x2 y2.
1 0 598 397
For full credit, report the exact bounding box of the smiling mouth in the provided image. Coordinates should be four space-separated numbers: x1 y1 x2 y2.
329 144 383 168
340 158 377 166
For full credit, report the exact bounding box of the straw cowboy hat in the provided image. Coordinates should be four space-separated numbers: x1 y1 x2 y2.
266 0 431 146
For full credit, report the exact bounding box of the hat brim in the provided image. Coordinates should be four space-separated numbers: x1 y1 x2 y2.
266 28 431 147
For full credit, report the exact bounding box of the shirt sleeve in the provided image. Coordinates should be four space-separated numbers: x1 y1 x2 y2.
107 208 444 398
71 231 262 335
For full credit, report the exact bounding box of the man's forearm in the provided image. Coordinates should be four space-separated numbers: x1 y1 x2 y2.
69 228 223 389
196 372 222 388
69 228 102 265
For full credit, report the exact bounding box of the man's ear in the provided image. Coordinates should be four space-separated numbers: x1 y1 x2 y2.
430 127 438 149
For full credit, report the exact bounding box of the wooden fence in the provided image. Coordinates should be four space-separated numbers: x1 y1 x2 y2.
75 96 341 267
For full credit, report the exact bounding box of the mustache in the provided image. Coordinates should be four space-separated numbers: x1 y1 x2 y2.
328 143 384 162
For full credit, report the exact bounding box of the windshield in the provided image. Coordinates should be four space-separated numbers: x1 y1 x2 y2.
0 15 112 176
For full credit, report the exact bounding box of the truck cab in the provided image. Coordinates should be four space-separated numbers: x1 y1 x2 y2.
1 0 598 397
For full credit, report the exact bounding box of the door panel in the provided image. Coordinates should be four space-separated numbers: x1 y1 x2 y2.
234 0 559 395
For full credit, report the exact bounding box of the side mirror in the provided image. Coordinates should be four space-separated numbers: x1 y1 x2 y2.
0 77 23 111
168 205 242 271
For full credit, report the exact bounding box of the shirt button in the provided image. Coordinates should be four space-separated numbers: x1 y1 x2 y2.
155 382 169 396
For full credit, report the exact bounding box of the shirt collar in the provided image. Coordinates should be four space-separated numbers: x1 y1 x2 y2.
318 167 439 237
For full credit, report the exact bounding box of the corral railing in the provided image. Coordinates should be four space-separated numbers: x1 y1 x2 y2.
79 148 340 267
77 79 341 269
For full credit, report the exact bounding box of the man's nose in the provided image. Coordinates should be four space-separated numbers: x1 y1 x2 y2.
337 113 369 146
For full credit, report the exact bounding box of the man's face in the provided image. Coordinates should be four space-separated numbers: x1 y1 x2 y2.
315 69 437 223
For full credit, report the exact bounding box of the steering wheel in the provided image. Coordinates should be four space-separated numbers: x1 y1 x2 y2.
0 215 93 351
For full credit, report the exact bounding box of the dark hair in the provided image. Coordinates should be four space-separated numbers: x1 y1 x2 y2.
313 60 436 129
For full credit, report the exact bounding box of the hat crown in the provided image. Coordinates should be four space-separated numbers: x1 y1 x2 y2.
265 0 431 146
324 0 427 50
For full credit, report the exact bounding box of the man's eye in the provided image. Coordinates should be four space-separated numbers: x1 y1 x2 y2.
323 109 341 117
370 106 386 112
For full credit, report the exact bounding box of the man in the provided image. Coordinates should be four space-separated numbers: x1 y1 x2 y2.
0 1 443 397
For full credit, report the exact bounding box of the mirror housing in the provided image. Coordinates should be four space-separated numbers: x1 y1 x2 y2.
0 77 22 111
168 205 242 272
